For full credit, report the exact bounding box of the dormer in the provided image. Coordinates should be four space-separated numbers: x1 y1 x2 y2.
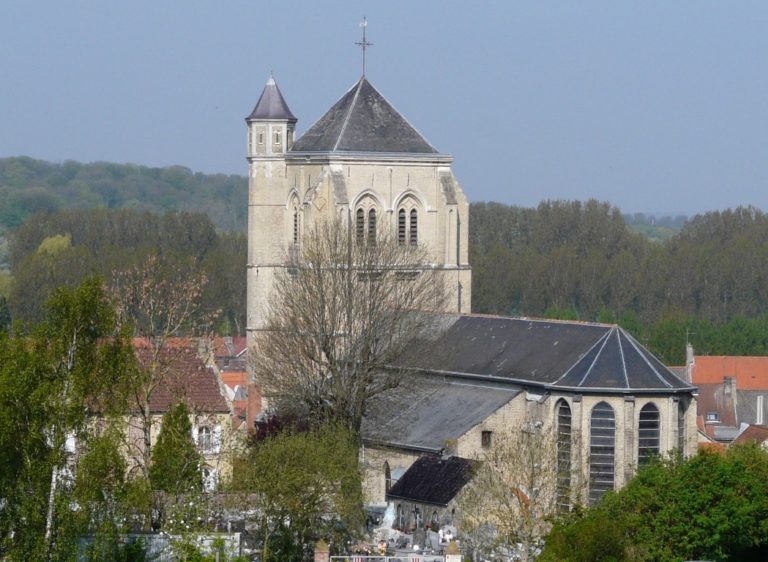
245 74 297 160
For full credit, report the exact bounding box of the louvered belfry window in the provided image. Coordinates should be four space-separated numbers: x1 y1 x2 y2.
356 208 365 245
638 403 661 464
589 401 616 505
556 399 572 511
409 209 418 246
398 208 406 245
368 208 377 244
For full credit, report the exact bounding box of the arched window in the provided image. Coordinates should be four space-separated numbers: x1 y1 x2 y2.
638 403 660 464
413 507 422 529
398 208 406 245
356 208 365 245
384 461 391 494
396 504 404 529
197 426 212 452
589 401 615 505
430 510 439 529
556 399 572 511
409 209 418 246
368 208 377 244
678 400 687 453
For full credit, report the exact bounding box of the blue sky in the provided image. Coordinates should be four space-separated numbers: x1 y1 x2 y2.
2 1 767 215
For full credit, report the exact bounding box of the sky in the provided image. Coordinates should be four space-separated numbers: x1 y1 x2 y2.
2 1 767 215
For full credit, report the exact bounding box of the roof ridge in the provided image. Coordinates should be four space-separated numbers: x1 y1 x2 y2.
553 329 610 386
615 327 630 389
458 312 616 328
332 78 365 152
576 330 613 387
621 329 673 388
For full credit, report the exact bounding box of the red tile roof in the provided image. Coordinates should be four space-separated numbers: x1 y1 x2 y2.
133 344 228 414
691 356 768 390
212 336 247 359
734 424 768 445
220 370 247 392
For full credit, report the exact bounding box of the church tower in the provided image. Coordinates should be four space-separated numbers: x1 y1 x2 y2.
245 74 471 350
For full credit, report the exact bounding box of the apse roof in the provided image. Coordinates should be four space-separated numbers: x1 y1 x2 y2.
290 76 439 154
247 75 296 121
395 315 694 394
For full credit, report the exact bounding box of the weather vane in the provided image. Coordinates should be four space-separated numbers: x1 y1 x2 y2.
355 17 373 76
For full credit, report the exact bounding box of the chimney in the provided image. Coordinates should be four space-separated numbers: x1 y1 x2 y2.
684 343 695 383
724 376 736 397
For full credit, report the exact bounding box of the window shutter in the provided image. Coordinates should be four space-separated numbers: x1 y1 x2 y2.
192 425 199 445
213 425 222 454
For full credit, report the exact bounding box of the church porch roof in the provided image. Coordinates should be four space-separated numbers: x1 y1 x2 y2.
387 454 477 507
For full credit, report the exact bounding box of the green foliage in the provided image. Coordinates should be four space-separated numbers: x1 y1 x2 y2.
7 208 244 332
231 423 364 562
149 401 202 495
0 156 247 233
36 233 72 256
0 278 132 560
470 201 768 363
540 445 768 562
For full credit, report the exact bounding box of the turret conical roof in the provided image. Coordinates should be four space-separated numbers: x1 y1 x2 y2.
247 75 296 121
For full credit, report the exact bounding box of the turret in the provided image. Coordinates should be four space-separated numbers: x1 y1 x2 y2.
245 74 297 161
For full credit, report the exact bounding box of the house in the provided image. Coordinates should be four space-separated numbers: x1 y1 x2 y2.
686 351 768 443
117 340 238 490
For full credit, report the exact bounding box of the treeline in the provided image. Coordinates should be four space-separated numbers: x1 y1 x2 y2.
0 156 247 234
470 201 768 364
4 208 245 335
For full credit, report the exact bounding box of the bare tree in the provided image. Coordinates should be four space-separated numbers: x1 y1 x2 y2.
457 425 582 562
251 217 447 433
110 253 216 477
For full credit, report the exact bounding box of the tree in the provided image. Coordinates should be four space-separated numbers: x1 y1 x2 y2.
0 278 132 560
251 217 447 433
110 253 215 477
457 426 580 562
230 423 364 562
149 401 202 495
540 444 768 562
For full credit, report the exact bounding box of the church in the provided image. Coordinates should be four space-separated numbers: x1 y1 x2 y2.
244 72 698 526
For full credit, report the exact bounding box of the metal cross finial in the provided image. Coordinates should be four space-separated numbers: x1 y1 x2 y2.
355 16 373 76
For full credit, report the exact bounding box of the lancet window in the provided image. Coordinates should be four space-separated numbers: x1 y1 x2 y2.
589 401 615 505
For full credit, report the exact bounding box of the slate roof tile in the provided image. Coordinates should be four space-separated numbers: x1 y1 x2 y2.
387 454 477 507
291 77 438 154
247 75 296 121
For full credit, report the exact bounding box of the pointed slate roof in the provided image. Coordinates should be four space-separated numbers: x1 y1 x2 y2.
247 75 296 121
291 76 439 154
395 315 694 394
